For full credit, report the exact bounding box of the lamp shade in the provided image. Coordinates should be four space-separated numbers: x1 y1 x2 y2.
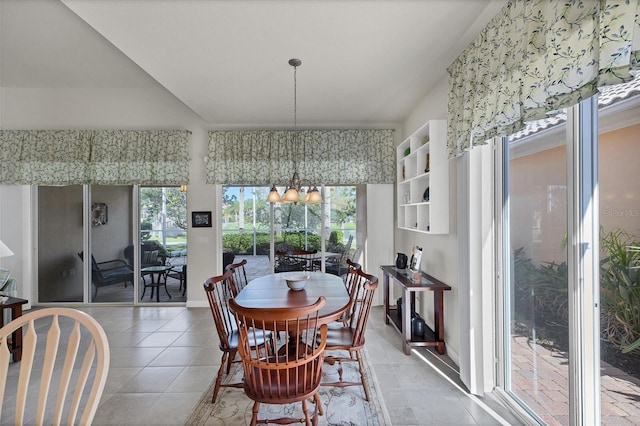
281 187 300 203
306 187 323 203
267 185 282 203
0 240 14 258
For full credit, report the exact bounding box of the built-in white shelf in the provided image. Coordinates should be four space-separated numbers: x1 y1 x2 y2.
396 120 449 234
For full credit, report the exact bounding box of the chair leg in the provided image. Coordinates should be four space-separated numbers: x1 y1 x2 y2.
211 352 229 403
356 350 371 402
226 349 236 374
250 402 260 426
301 399 312 426
314 392 323 416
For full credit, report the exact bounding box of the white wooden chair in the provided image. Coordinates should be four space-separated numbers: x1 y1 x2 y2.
0 307 110 425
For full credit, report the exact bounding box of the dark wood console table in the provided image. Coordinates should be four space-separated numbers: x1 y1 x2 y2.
381 266 451 355
0 296 29 362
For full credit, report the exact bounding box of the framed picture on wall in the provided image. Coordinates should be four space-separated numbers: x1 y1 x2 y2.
91 203 108 226
192 211 212 228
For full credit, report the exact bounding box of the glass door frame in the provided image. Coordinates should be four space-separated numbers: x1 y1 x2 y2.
83 184 140 304
495 98 601 424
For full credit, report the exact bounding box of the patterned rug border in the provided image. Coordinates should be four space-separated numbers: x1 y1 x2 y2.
184 348 391 425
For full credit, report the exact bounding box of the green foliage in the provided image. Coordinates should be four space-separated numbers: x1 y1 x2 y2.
139 187 187 230
223 232 272 254
329 230 343 245
330 187 356 226
512 247 569 326
514 227 640 355
140 220 152 241
223 231 321 255
600 228 640 351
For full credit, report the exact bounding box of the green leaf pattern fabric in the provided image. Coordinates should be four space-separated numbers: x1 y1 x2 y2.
90 130 189 185
207 129 395 185
0 130 92 185
447 0 640 157
0 130 189 185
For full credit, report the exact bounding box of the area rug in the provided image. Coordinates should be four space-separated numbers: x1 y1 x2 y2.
184 348 391 425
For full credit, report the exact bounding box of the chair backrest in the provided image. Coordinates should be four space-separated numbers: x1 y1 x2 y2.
351 246 362 264
0 307 110 425
225 258 249 293
344 267 378 348
229 296 327 401
203 269 239 351
77 251 99 271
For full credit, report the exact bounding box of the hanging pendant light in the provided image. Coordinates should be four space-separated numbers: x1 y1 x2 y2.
305 186 323 203
267 184 281 202
266 58 322 204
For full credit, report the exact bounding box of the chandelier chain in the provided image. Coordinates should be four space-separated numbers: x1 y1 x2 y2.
293 64 297 129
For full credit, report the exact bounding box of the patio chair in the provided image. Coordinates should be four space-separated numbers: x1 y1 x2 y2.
123 244 166 269
275 249 318 272
167 264 187 296
77 252 134 298
326 247 362 276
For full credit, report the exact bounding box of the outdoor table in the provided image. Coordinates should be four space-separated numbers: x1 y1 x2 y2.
141 265 173 302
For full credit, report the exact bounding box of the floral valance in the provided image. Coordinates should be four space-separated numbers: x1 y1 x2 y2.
447 0 640 157
207 129 395 185
0 130 189 185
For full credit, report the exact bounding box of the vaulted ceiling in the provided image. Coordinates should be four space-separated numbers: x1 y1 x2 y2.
1 0 504 128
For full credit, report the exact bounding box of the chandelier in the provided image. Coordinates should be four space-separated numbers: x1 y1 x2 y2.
266 59 323 204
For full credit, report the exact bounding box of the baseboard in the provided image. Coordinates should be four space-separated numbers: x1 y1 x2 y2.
186 300 208 308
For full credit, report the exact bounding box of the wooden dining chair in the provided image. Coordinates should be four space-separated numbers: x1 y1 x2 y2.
0 307 110 425
225 258 249 293
203 269 271 403
332 259 362 326
322 267 378 401
229 296 328 426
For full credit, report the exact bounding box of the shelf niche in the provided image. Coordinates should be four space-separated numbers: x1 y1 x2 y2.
396 120 449 234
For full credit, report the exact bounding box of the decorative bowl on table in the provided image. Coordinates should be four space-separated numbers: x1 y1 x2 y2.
285 274 309 291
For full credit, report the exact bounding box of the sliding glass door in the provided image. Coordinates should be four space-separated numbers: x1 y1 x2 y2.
137 186 187 303
221 185 359 282
502 111 570 424
37 185 85 302
37 184 186 304
500 81 640 424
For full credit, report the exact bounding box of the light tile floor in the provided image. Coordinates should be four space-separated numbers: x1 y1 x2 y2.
60 304 520 426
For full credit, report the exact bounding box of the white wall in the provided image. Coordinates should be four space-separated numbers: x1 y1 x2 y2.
399 79 462 365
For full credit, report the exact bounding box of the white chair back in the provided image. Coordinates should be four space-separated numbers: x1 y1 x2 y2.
0 307 110 425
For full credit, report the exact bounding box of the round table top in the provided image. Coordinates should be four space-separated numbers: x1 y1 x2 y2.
234 272 350 324
141 265 173 273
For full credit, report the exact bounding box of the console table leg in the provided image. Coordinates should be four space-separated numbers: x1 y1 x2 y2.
383 274 390 324
402 287 411 355
434 290 445 355
11 305 23 362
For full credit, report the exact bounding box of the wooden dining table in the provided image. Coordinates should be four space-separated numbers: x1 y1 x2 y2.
233 271 351 356
233 271 351 324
